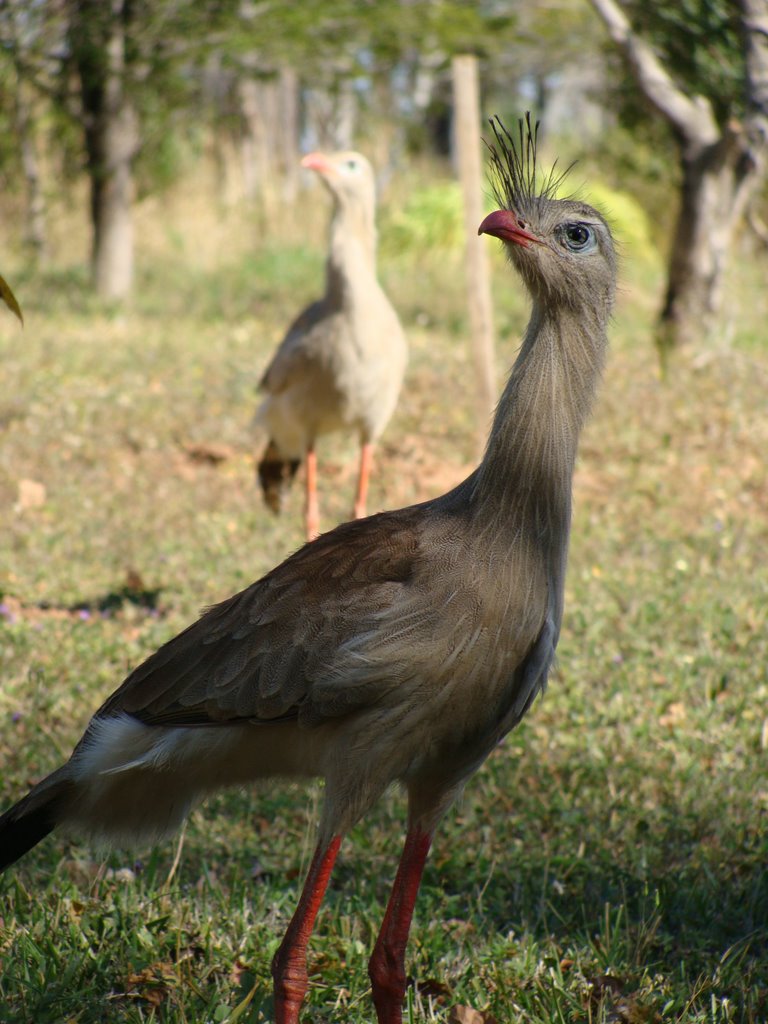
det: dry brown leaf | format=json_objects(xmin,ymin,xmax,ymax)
[
  {"xmin": 585, "ymin": 974, "xmax": 660, "ymax": 1024},
  {"xmin": 413, "ymin": 977, "xmax": 451, "ymax": 1001},
  {"xmin": 141, "ymin": 987, "xmax": 168, "ymax": 1008},
  {"xmin": 124, "ymin": 962, "xmax": 176, "ymax": 1006},
  {"xmin": 183, "ymin": 441, "xmax": 233, "ymax": 464},
  {"xmin": 659, "ymin": 701, "xmax": 687, "ymax": 728},
  {"xmin": 124, "ymin": 568, "xmax": 146, "ymax": 591},
  {"xmin": 586, "ymin": 973, "xmax": 624, "ymax": 1005},
  {"xmin": 16, "ymin": 478, "xmax": 46, "ymax": 510},
  {"xmin": 229, "ymin": 958, "xmax": 250, "ymax": 986},
  {"xmin": 447, "ymin": 1006, "xmax": 498, "ymax": 1024}
]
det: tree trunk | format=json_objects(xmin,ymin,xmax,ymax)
[
  {"xmin": 71, "ymin": 0, "xmax": 138, "ymax": 299},
  {"xmin": 660, "ymin": 124, "xmax": 761, "ymax": 349},
  {"xmin": 277, "ymin": 67, "xmax": 300, "ymax": 203},
  {"xmin": 236, "ymin": 73, "xmax": 282, "ymax": 229},
  {"xmin": 15, "ymin": 76, "xmax": 47, "ymax": 263},
  {"xmin": 237, "ymin": 75, "xmax": 272, "ymax": 203},
  {"xmin": 451, "ymin": 54, "xmax": 497, "ymax": 450}
]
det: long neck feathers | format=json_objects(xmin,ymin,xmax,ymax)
[
  {"xmin": 472, "ymin": 297, "xmax": 608, "ymax": 551},
  {"xmin": 325, "ymin": 195, "xmax": 378, "ymax": 306}
]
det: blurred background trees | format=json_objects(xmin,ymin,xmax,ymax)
[
  {"xmin": 0, "ymin": 0, "xmax": 765, "ymax": 351},
  {"xmin": 591, "ymin": 0, "xmax": 768, "ymax": 358}
]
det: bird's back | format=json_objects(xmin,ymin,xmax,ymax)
[{"xmin": 256, "ymin": 276, "xmax": 406, "ymax": 456}]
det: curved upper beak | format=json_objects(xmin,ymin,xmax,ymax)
[
  {"xmin": 301, "ymin": 152, "xmax": 334, "ymax": 175},
  {"xmin": 478, "ymin": 210, "xmax": 541, "ymax": 248}
]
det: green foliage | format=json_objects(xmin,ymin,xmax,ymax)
[
  {"xmin": 614, "ymin": 0, "xmax": 746, "ymax": 128},
  {"xmin": 380, "ymin": 181, "xmax": 465, "ymax": 259},
  {"xmin": 629, "ymin": 0, "xmax": 744, "ymax": 123},
  {"xmin": 226, "ymin": 1, "xmax": 517, "ymax": 70}
]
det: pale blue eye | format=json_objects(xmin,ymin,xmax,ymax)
[{"xmin": 561, "ymin": 223, "xmax": 595, "ymax": 252}]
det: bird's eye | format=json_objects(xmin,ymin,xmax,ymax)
[
  {"xmin": 561, "ymin": 223, "xmax": 595, "ymax": 252},
  {"xmin": 345, "ymin": 158, "xmax": 360, "ymax": 172}
]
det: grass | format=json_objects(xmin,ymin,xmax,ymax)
[{"xmin": 0, "ymin": 162, "xmax": 767, "ymax": 1024}]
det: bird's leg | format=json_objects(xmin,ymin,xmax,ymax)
[
  {"xmin": 368, "ymin": 826, "xmax": 433, "ymax": 1024},
  {"xmin": 305, "ymin": 446, "xmax": 320, "ymax": 541},
  {"xmin": 353, "ymin": 442, "xmax": 374, "ymax": 520},
  {"xmin": 272, "ymin": 834, "xmax": 342, "ymax": 1024}
]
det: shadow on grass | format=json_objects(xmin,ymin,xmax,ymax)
[
  {"xmin": 0, "ymin": 580, "xmax": 165, "ymax": 625},
  {"xmin": 424, "ymin": 773, "xmax": 768, "ymax": 1019}
]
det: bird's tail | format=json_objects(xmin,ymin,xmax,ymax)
[
  {"xmin": 0, "ymin": 767, "xmax": 72, "ymax": 871},
  {"xmin": 257, "ymin": 439, "xmax": 301, "ymax": 514}
]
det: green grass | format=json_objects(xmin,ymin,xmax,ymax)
[{"xmin": 0, "ymin": 171, "xmax": 767, "ymax": 1024}]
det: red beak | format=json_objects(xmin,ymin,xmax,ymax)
[
  {"xmin": 478, "ymin": 210, "xmax": 541, "ymax": 248},
  {"xmin": 301, "ymin": 152, "xmax": 334, "ymax": 175}
]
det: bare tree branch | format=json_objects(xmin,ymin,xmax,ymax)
[{"xmin": 589, "ymin": 0, "xmax": 719, "ymax": 148}]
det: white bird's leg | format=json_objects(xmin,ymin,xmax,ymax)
[
  {"xmin": 353, "ymin": 441, "xmax": 374, "ymax": 520},
  {"xmin": 368, "ymin": 826, "xmax": 433, "ymax": 1024},
  {"xmin": 305, "ymin": 446, "xmax": 320, "ymax": 541},
  {"xmin": 272, "ymin": 834, "xmax": 342, "ymax": 1024}
]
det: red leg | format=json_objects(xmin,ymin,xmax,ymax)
[
  {"xmin": 368, "ymin": 827, "xmax": 433, "ymax": 1024},
  {"xmin": 305, "ymin": 446, "xmax": 320, "ymax": 541},
  {"xmin": 272, "ymin": 835, "xmax": 341, "ymax": 1024},
  {"xmin": 353, "ymin": 442, "xmax": 374, "ymax": 520}
]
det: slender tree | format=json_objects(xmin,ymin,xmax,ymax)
[{"xmin": 69, "ymin": 0, "xmax": 139, "ymax": 299}]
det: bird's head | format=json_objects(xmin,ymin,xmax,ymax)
[
  {"xmin": 301, "ymin": 150, "xmax": 376, "ymax": 211},
  {"xmin": 479, "ymin": 115, "xmax": 616, "ymax": 317}
]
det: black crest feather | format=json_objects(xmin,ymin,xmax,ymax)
[{"xmin": 485, "ymin": 113, "xmax": 572, "ymax": 212}]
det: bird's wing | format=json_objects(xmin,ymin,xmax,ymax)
[
  {"xmin": 94, "ymin": 509, "xmax": 426, "ymax": 728},
  {"xmin": 260, "ymin": 299, "xmax": 344, "ymax": 396}
]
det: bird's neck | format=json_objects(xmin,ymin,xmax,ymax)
[
  {"xmin": 325, "ymin": 198, "xmax": 378, "ymax": 305},
  {"xmin": 472, "ymin": 299, "xmax": 608, "ymax": 543}
]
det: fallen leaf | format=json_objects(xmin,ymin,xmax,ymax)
[
  {"xmin": 229, "ymin": 958, "xmax": 251, "ymax": 986},
  {"xmin": 183, "ymin": 441, "xmax": 233, "ymax": 464},
  {"xmin": 125, "ymin": 568, "xmax": 146, "ymax": 591},
  {"xmin": 123, "ymin": 962, "xmax": 176, "ymax": 1006},
  {"xmin": 16, "ymin": 478, "xmax": 46, "ymax": 510},
  {"xmin": 586, "ymin": 974, "xmax": 623, "ymax": 1007},
  {"xmin": 447, "ymin": 1006, "xmax": 498, "ymax": 1024},
  {"xmin": 659, "ymin": 701, "xmax": 686, "ymax": 728},
  {"xmin": 584, "ymin": 974, "xmax": 661, "ymax": 1022},
  {"xmin": 413, "ymin": 977, "xmax": 451, "ymax": 1001},
  {"xmin": 586, "ymin": 976, "xmax": 660, "ymax": 1024}
]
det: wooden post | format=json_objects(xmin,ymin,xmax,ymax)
[{"xmin": 451, "ymin": 53, "xmax": 496, "ymax": 452}]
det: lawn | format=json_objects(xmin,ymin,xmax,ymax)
[{"xmin": 0, "ymin": 167, "xmax": 766, "ymax": 1023}]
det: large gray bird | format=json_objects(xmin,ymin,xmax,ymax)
[
  {"xmin": 254, "ymin": 149, "xmax": 408, "ymax": 540},
  {"xmin": 0, "ymin": 117, "xmax": 616, "ymax": 1024}
]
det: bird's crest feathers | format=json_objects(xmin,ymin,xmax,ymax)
[{"xmin": 486, "ymin": 113, "xmax": 573, "ymax": 212}]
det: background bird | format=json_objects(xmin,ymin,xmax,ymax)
[
  {"xmin": 0, "ymin": 116, "xmax": 617, "ymax": 1024},
  {"xmin": 254, "ymin": 149, "xmax": 408, "ymax": 540}
]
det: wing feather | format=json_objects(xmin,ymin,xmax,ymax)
[{"xmin": 96, "ymin": 511, "xmax": 421, "ymax": 728}]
